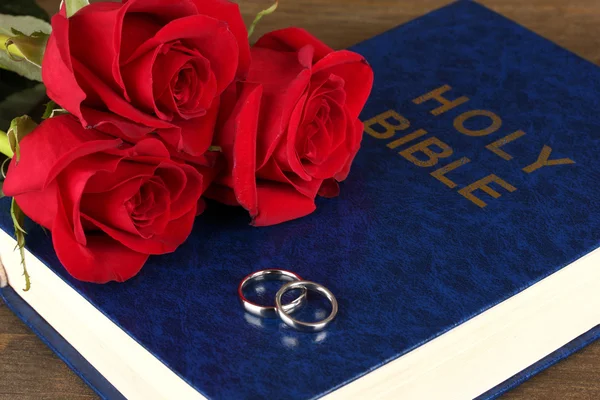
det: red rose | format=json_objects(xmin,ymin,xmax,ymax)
[
  {"xmin": 209, "ymin": 28, "xmax": 373, "ymax": 226},
  {"xmin": 42, "ymin": 0, "xmax": 250, "ymax": 159},
  {"xmin": 3, "ymin": 115, "xmax": 211, "ymax": 283}
]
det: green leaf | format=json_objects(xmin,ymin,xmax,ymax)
[
  {"xmin": 0, "ymin": 14, "xmax": 51, "ymax": 81},
  {"xmin": 42, "ymin": 101, "xmax": 56, "ymax": 119},
  {"xmin": 248, "ymin": 1, "xmax": 279, "ymax": 39},
  {"xmin": 0, "ymin": 83, "xmax": 45, "ymax": 129},
  {"xmin": 0, "ymin": 51, "xmax": 41, "ymax": 81},
  {"xmin": 0, "ymin": 157, "xmax": 9, "ymax": 178},
  {"xmin": 0, "ymin": 14, "xmax": 51, "ymax": 46},
  {"xmin": 0, "ymin": 131, "xmax": 12, "ymax": 159},
  {"xmin": 5, "ymin": 30, "xmax": 49, "ymax": 67},
  {"xmin": 63, "ymin": 0, "xmax": 90, "ymax": 18},
  {"xmin": 7, "ymin": 115, "xmax": 37, "ymax": 162},
  {"xmin": 10, "ymin": 198, "xmax": 25, "ymax": 234},
  {"xmin": 10, "ymin": 198, "xmax": 30, "ymax": 291},
  {"xmin": 0, "ymin": 0, "xmax": 49, "ymax": 22},
  {"xmin": 42, "ymin": 100, "xmax": 68, "ymax": 120}
]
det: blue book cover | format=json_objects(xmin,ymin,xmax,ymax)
[{"xmin": 1, "ymin": 1, "xmax": 600, "ymax": 399}]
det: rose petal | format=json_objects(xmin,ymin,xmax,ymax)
[
  {"xmin": 81, "ymin": 177, "xmax": 146, "ymax": 235},
  {"xmin": 257, "ymin": 158, "xmax": 322, "ymax": 199},
  {"xmin": 204, "ymin": 184, "xmax": 239, "ymax": 206},
  {"xmin": 81, "ymin": 107, "xmax": 156, "ymax": 142},
  {"xmin": 53, "ymin": 192, "xmax": 149, "ymax": 283},
  {"xmin": 124, "ymin": 14, "xmax": 238, "ymax": 94},
  {"xmin": 84, "ymin": 140, "xmax": 171, "ymax": 194},
  {"xmin": 334, "ymin": 118, "xmax": 364, "ymax": 182},
  {"xmin": 132, "ymin": 178, "xmax": 171, "ymax": 237},
  {"xmin": 194, "ymin": 156, "xmax": 223, "ymax": 193},
  {"xmin": 191, "ymin": 0, "xmax": 250, "ymax": 78},
  {"xmin": 312, "ymin": 50, "xmax": 374, "ymax": 119},
  {"xmin": 43, "ymin": 14, "xmax": 87, "ymax": 124},
  {"xmin": 13, "ymin": 183, "xmax": 59, "ymax": 230},
  {"xmin": 157, "ymin": 207, "xmax": 197, "ymax": 249},
  {"xmin": 213, "ymin": 82, "xmax": 262, "ymax": 213},
  {"xmin": 299, "ymin": 76, "xmax": 348, "ymax": 170},
  {"xmin": 252, "ymin": 182, "xmax": 317, "ymax": 226},
  {"xmin": 69, "ymin": 1, "xmax": 129, "ymax": 98},
  {"xmin": 124, "ymin": 0, "xmax": 198, "ymax": 24},
  {"xmin": 248, "ymin": 47, "xmax": 312, "ymax": 168},
  {"xmin": 302, "ymin": 118, "xmax": 355, "ymax": 180},
  {"xmin": 72, "ymin": 58, "xmax": 173, "ymax": 131},
  {"xmin": 154, "ymin": 163, "xmax": 187, "ymax": 204},
  {"xmin": 119, "ymin": 13, "xmax": 162, "ymax": 63},
  {"xmin": 155, "ymin": 48, "xmax": 217, "ymax": 119},
  {"xmin": 126, "ymin": 137, "xmax": 172, "ymax": 159},
  {"xmin": 318, "ymin": 179, "xmax": 340, "ymax": 198},
  {"xmin": 162, "ymin": 163, "xmax": 203, "ymax": 220},
  {"xmin": 119, "ymin": 0, "xmax": 199, "ymax": 60},
  {"xmin": 254, "ymin": 27, "xmax": 333, "ymax": 63},
  {"xmin": 175, "ymin": 99, "xmax": 219, "ymax": 156},
  {"xmin": 120, "ymin": 44, "xmax": 164, "ymax": 118},
  {"xmin": 81, "ymin": 206, "xmax": 196, "ymax": 255},
  {"xmin": 3, "ymin": 115, "xmax": 121, "ymax": 196},
  {"xmin": 279, "ymin": 92, "xmax": 311, "ymax": 180},
  {"xmin": 57, "ymin": 158, "xmax": 115, "ymax": 246}
]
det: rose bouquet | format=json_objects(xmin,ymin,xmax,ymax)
[{"xmin": 0, "ymin": 0, "xmax": 373, "ymax": 287}]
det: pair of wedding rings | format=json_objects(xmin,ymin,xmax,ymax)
[{"xmin": 238, "ymin": 269, "xmax": 338, "ymax": 332}]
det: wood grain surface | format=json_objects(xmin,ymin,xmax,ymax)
[{"xmin": 1, "ymin": 0, "xmax": 598, "ymax": 399}]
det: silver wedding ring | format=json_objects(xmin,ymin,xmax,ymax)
[
  {"xmin": 276, "ymin": 281, "xmax": 338, "ymax": 332},
  {"xmin": 238, "ymin": 269, "xmax": 307, "ymax": 318},
  {"xmin": 239, "ymin": 269, "xmax": 338, "ymax": 332}
]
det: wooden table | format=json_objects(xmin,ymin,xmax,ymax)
[{"xmin": 1, "ymin": 0, "xmax": 599, "ymax": 399}]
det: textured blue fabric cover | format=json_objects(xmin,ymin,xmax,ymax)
[{"xmin": 1, "ymin": 1, "xmax": 599, "ymax": 399}]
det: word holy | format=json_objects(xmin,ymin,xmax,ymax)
[{"xmin": 364, "ymin": 84, "xmax": 575, "ymax": 208}]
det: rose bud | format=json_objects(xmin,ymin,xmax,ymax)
[
  {"xmin": 42, "ymin": 0, "xmax": 250, "ymax": 160},
  {"xmin": 3, "ymin": 115, "xmax": 215, "ymax": 283},
  {"xmin": 207, "ymin": 28, "xmax": 374, "ymax": 226}
]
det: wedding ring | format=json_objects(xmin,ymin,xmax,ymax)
[
  {"xmin": 275, "ymin": 281, "xmax": 338, "ymax": 332},
  {"xmin": 238, "ymin": 269, "xmax": 307, "ymax": 318}
]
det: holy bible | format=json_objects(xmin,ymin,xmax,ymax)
[{"xmin": 1, "ymin": 1, "xmax": 599, "ymax": 399}]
